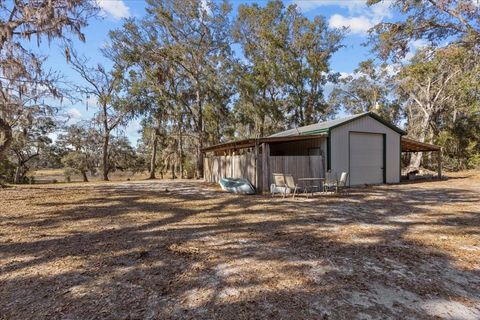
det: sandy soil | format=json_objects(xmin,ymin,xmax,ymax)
[{"xmin": 1, "ymin": 172, "xmax": 479, "ymax": 319}]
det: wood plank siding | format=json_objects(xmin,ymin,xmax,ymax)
[
  {"xmin": 204, "ymin": 137, "xmax": 326, "ymax": 192},
  {"xmin": 204, "ymin": 153, "xmax": 257, "ymax": 185}
]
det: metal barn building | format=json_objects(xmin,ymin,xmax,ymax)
[{"xmin": 203, "ymin": 112, "xmax": 441, "ymax": 192}]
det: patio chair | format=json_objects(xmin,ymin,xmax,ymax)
[
  {"xmin": 336, "ymin": 172, "xmax": 349, "ymax": 194},
  {"xmin": 324, "ymin": 171, "xmax": 349, "ymax": 194},
  {"xmin": 323, "ymin": 170, "xmax": 337, "ymax": 193},
  {"xmin": 271, "ymin": 173, "xmax": 287, "ymax": 197},
  {"xmin": 284, "ymin": 174, "xmax": 300, "ymax": 199}
]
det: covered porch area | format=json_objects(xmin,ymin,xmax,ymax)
[
  {"xmin": 401, "ymin": 137, "xmax": 443, "ymax": 179},
  {"xmin": 202, "ymin": 134, "xmax": 327, "ymax": 192}
]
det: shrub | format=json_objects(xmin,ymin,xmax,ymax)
[{"xmin": 467, "ymin": 154, "xmax": 480, "ymax": 169}]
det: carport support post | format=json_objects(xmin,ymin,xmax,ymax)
[
  {"xmin": 437, "ymin": 148, "xmax": 443, "ymax": 179},
  {"xmin": 254, "ymin": 141, "xmax": 260, "ymax": 192},
  {"xmin": 262, "ymin": 143, "xmax": 270, "ymax": 193}
]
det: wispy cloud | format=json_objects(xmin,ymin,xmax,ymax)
[
  {"xmin": 401, "ymin": 39, "xmax": 431, "ymax": 63},
  {"xmin": 329, "ymin": 14, "xmax": 374, "ymax": 35},
  {"xmin": 97, "ymin": 0, "xmax": 130, "ymax": 20},
  {"xmin": 410, "ymin": 39, "xmax": 429, "ymax": 50},
  {"xmin": 67, "ymin": 108, "xmax": 83, "ymax": 120},
  {"xmin": 328, "ymin": 2, "xmax": 392, "ymax": 36}
]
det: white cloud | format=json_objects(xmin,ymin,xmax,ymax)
[
  {"xmin": 329, "ymin": 14, "xmax": 374, "ymax": 35},
  {"xmin": 410, "ymin": 39, "xmax": 428, "ymax": 50},
  {"xmin": 67, "ymin": 108, "xmax": 83, "ymax": 120},
  {"xmin": 296, "ymin": 0, "xmax": 393, "ymax": 36},
  {"xmin": 97, "ymin": 0, "xmax": 130, "ymax": 20},
  {"xmin": 338, "ymin": 71, "xmax": 353, "ymax": 79},
  {"xmin": 370, "ymin": 1, "xmax": 393, "ymax": 20},
  {"xmin": 400, "ymin": 39, "xmax": 430, "ymax": 63},
  {"xmin": 328, "ymin": 2, "xmax": 392, "ymax": 36}
]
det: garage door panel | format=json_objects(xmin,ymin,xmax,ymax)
[{"xmin": 350, "ymin": 133, "xmax": 383, "ymax": 185}]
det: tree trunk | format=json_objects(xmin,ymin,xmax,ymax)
[
  {"xmin": 409, "ymin": 115, "xmax": 431, "ymax": 168},
  {"xmin": 101, "ymin": 103, "xmax": 110, "ymax": 181},
  {"xmin": 178, "ymin": 124, "xmax": 184, "ymax": 179},
  {"xmin": 102, "ymin": 132, "xmax": 110, "ymax": 181},
  {"xmin": 410, "ymin": 152, "xmax": 423, "ymax": 169},
  {"xmin": 14, "ymin": 165, "xmax": 24, "ymax": 184},
  {"xmin": 81, "ymin": 170, "xmax": 89, "ymax": 182},
  {"xmin": 0, "ymin": 117, "xmax": 13, "ymax": 159},
  {"xmin": 195, "ymin": 88, "xmax": 204, "ymax": 179},
  {"xmin": 171, "ymin": 162, "xmax": 176, "ymax": 180},
  {"xmin": 196, "ymin": 139, "xmax": 203, "ymax": 179},
  {"xmin": 149, "ymin": 128, "xmax": 159, "ymax": 179}
]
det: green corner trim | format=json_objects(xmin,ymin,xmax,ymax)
[
  {"xmin": 383, "ymin": 134, "xmax": 387, "ymax": 183},
  {"xmin": 327, "ymin": 132, "xmax": 331, "ymax": 171}
]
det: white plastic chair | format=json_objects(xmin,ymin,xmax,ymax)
[
  {"xmin": 284, "ymin": 174, "xmax": 299, "ymax": 199},
  {"xmin": 324, "ymin": 171, "xmax": 349, "ymax": 194},
  {"xmin": 271, "ymin": 173, "xmax": 287, "ymax": 197}
]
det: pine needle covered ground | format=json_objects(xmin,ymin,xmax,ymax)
[{"xmin": 1, "ymin": 173, "xmax": 479, "ymax": 319}]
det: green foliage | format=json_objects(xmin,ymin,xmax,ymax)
[
  {"xmin": 368, "ymin": 0, "xmax": 480, "ymax": 61},
  {"xmin": 0, "ymin": 158, "xmax": 16, "ymax": 184},
  {"xmin": 109, "ymin": 0, "xmax": 235, "ymax": 178},
  {"xmin": 57, "ymin": 124, "xmax": 102, "ymax": 181},
  {"xmin": 108, "ymin": 136, "xmax": 143, "ymax": 173},
  {"xmin": 0, "ymin": 0, "xmax": 98, "ymax": 160},
  {"xmin": 62, "ymin": 151, "xmax": 90, "ymax": 176},
  {"xmin": 4, "ymin": 0, "xmax": 477, "ymax": 177},
  {"xmin": 233, "ymin": 1, "xmax": 344, "ymax": 136},
  {"xmin": 435, "ymin": 113, "xmax": 480, "ymax": 170},
  {"xmin": 394, "ymin": 45, "xmax": 480, "ymax": 169},
  {"xmin": 329, "ymin": 59, "xmax": 402, "ymax": 123},
  {"xmin": 467, "ymin": 154, "xmax": 480, "ymax": 169},
  {"xmin": 63, "ymin": 167, "xmax": 77, "ymax": 183},
  {"xmin": 7, "ymin": 106, "xmax": 58, "ymax": 183}
]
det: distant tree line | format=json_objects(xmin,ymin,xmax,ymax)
[{"xmin": 0, "ymin": 0, "xmax": 479, "ymax": 184}]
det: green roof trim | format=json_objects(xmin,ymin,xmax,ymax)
[{"xmin": 301, "ymin": 128, "xmax": 330, "ymax": 135}]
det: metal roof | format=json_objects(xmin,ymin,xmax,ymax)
[
  {"xmin": 270, "ymin": 112, "xmax": 406, "ymax": 137},
  {"xmin": 202, "ymin": 133, "xmax": 327, "ymax": 153},
  {"xmin": 202, "ymin": 112, "xmax": 407, "ymax": 153},
  {"xmin": 269, "ymin": 113, "xmax": 363, "ymax": 137}
]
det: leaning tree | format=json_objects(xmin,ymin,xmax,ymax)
[{"xmin": 0, "ymin": 0, "xmax": 98, "ymax": 163}]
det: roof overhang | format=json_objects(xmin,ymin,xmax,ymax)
[
  {"xmin": 202, "ymin": 133, "xmax": 328, "ymax": 153},
  {"xmin": 401, "ymin": 137, "xmax": 441, "ymax": 152}
]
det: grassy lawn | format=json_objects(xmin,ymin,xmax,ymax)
[
  {"xmin": 1, "ymin": 173, "xmax": 479, "ymax": 319},
  {"xmin": 29, "ymin": 169, "xmax": 148, "ymax": 183}
]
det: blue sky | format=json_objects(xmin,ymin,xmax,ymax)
[{"xmin": 38, "ymin": 0, "xmax": 400, "ymax": 145}]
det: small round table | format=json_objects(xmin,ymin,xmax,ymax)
[{"xmin": 298, "ymin": 178, "xmax": 325, "ymax": 198}]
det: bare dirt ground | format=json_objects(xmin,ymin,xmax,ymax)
[{"xmin": 1, "ymin": 172, "xmax": 479, "ymax": 320}]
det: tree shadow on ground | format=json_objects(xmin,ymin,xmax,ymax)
[{"xmin": 0, "ymin": 179, "xmax": 479, "ymax": 319}]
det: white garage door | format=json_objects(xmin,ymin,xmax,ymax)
[{"xmin": 349, "ymin": 132, "xmax": 384, "ymax": 185}]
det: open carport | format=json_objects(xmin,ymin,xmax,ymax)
[{"xmin": 401, "ymin": 137, "xmax": 443, "ymax": 178}]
